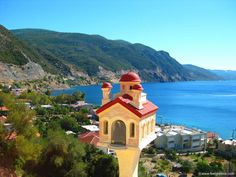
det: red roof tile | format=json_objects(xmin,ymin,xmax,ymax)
[
  {"xmin": 79, "ymin": 131, "xmax": 99, "ymax": 146},
  {"xmin": 0, "ymin": 106, "xmax": 9, "ymax": 111},
  {"xmin": 102, "ymin": 82, "xmax": 112, "ymax": 88},
  {"xmin": 119, "ymin": 72, "xmax": 141, "ymax": 82},
  {"xmin": 96, "ymin": 95, "xmax": 158, "ymax": 118},
  {"xmin": 133, "ymin": 84, "xmax": 143, "ymax": 91},
  {"xmin": 207, "ymin": 132, "xmax": 219, "ymax": 139}
]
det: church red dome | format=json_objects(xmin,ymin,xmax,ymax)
[
  {"xmin": 102, "ymin": 82, "xmax": 112, "ymax": 88},
  {"xmin": 133, "ymin": 84, "xmax": 143, "ymax": 91},
  {"xmin": 119, "ymin": 72, "xmax": 141, "ymax": 82}
]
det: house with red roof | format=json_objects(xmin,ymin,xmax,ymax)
[
  {"xmin": 79, "ymin": 131, "xmax": 99, "ymax": 146},
  {"xmin": 0, "ymin": 106, "xmax": 9, "ymax": 112},
  {"xmin": 207, "ymin": 132, "xmax": 219, "ymax": 142},
  {"xmin": 79, "ymin": 131, "xmax": 114, "ymax": 154}
]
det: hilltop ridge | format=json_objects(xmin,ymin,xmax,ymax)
[{"xmin": 0, "ymin": 25, "xmax": 223, "ymax": 85}]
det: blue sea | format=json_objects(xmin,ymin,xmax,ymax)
[{"xmin": 52, "ymin": 80, "xmax": 236, "ymax": 139}]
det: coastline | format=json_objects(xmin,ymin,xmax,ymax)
[{"xmin": 52, "ymin": 80, "xmax": 236, "ymax": 140}]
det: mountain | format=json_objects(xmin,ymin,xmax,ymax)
[
  {"xmin": 0, "ymin": 25, "xmax": 75, "ymax": 82},
  {"xmin": 0, "ymin": 25, "xmax": 45, "ymax": 81},
  {"xmin": 183, "ymin": 64, "xmax": 222, "ymax": 81},
  {"xmin": 12, "ymin": 28, "xmax": 193, "ymax": 82},
  {"xmin": 0, "ymin": 25, "xmax": 222, "ymax": 85},
  {"xmin": 209, "ymin": 70, "xmax": 236, "ymax": 80}
]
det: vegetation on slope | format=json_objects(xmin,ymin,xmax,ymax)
[
  {"xmin": 210, "ymin": 70, "xmax": 236, "ymax": 80},
  {"xmin": 12, "ymin": 28, "xmax": 192, "ymax": 82},
  {"xmin": 0, "ymin": 91, "xmax": 119, "ymax": 177},
  {"xmin": 142, "ymin": 146, "xmax": 236, "ymax": 176},
  {"xmin": 0, "ymin": 25, "xmax": 71, "ymax": 75},
  {"xmin": 1, "ymin": 24, "xmax": 224, "ymax": 82},
  {"xmin": 183, "ymin": 64, "xmax": 222, "ymax": 81},
  {"xmin": 0, "ymin": 25, "xmax": 30, "ymax": 65}
]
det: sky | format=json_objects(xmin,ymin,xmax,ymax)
[{"xmin": 0, "ymin": 0, "xmax": 236, "ymax": 70}]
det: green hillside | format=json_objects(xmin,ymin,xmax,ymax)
[
  {"xmin": 0, "ymin": 25, "xmax": 222, "ymax": 83},
  {"xmin": 209, "ymin": 70, "xmax": 236, "ymax": 80},
  {"xmin": 0, "ymin": 25, "xmax": 71, "ymax": 75},
  {"xmin": 183, "ymin": 64, "xmax": 222, "ymax": 81},
  {"xmin": 12, "ymin": 28, "xmax": 192, "ymax": 82},
  {"xmin": 0, "ymin": 25, "xmax": 36, "ymax": 65}
]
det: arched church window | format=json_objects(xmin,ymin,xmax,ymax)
[
  {"xmin": 103, "ymin": 121, "xmax": 108, "ymax": 134},
  {"xmin": 130, "ymin": 123, "xmax": 135, "ymax": 137}
]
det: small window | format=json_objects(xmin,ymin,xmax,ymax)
[
  {"xmin": 130, "ymin": 123, "xmax": 135, "ymax": 137},
  {"xmin": 103, "ymin": 121, "xmax": 108, "ymax": 134},
  {"xmin": 130, "ymin": 86, "xmax": 133, "ymax": 90}
]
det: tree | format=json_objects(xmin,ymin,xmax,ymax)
[
  {"xmin": 138, "ymin": 162, "xmax": 151, "ymax": 177},
  {"xmin": 0, "ymin": 92, "xmax": 15, "ymax": 107},
  {"xmin": 0, "ymin": 94, "xmax": 42, "ymax": 176},
  {"xmin": 65, "ymin": 162, "xmax": 87, "ymax": 177},
  {"xmin": 146, "ymin": 146, "xmax": 156, "ymax": 155},
  {"xmin": 209, "ymin": 161, "xmax": 223, "ymax": 173},
  {"xmin": 0, "ymin": 123, "xmax": 5, "ymax": 141},
  {"xmin": 181, "ymin": 160, "xmax": 193, "ymax": 173},
  {"xmin": 8, "ymin": 103, "xmax": 37, "ymax": 138},
  {"xmin": 60, "ymin": 116, "xmax": 81, "ymax": 133},
  {"xmin": 194, "ymin": 160, "xmax": 223, "ymax": 177},
  {"xmin": 35, "ymin": 118, "xmax": 47, "ymax": 137},
  {"xmin": 45, "ymin": 89, "xmax": 52, "ymax": 96},
  {"xmin": 13, "ymin": 82, "xmax": 21, "ymax": 89},
  {"xmin": 54, "ymin": 94, "xmax": 73, "ymax": 104},
  {"xmin": 36, "ymin": 130, "xmax": 86, "ymax": 177},
  {"xmin": 15, "ymin": 136, "xmax": 42, "ymax": 162},
  {"xmin": 88, "ymin": 154, "xmax": 118, "ymax": 177},
  {"xmin": 53, "ymin": 91, "xmax": 85, "ymax": 104},
  {"xmin": 73, "ymin": 111, "xmax": 90, "ymax": 125},
  {"xmin": 2, "ymin": 86, "xmax": 10, "ymax": 93},
  {"xmin": 83, "ymin": 144, "xmax": 103, "ymax": 162},
  {"xmin": 72, "ymin": 91, "xmax": 85, "ymax": 101},
  {"xmin": 194, "ymin": 161, "xmax": 210, "ymax": 176},
  {"xmin": 165, "ymin": 149, "xmax": 177, "ymax": 161},
  {"xmin": 156, "ymin": 158, "xmax": 171, "ymax": 173},
  {"xmin": 19, "ymin": 91, "xmax": 52, "ymax": 105},
  {"xmin": 15, "ymin": 135, "xmax": 42, "ymax": 175},
  {"xmin": 83, "ymin": 144, "xmax": 118, "ymax": 177}
]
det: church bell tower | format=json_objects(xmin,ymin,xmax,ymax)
[{"xmin": 97, "ymin": 72, "xmax": 158, "ymax": 177}]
